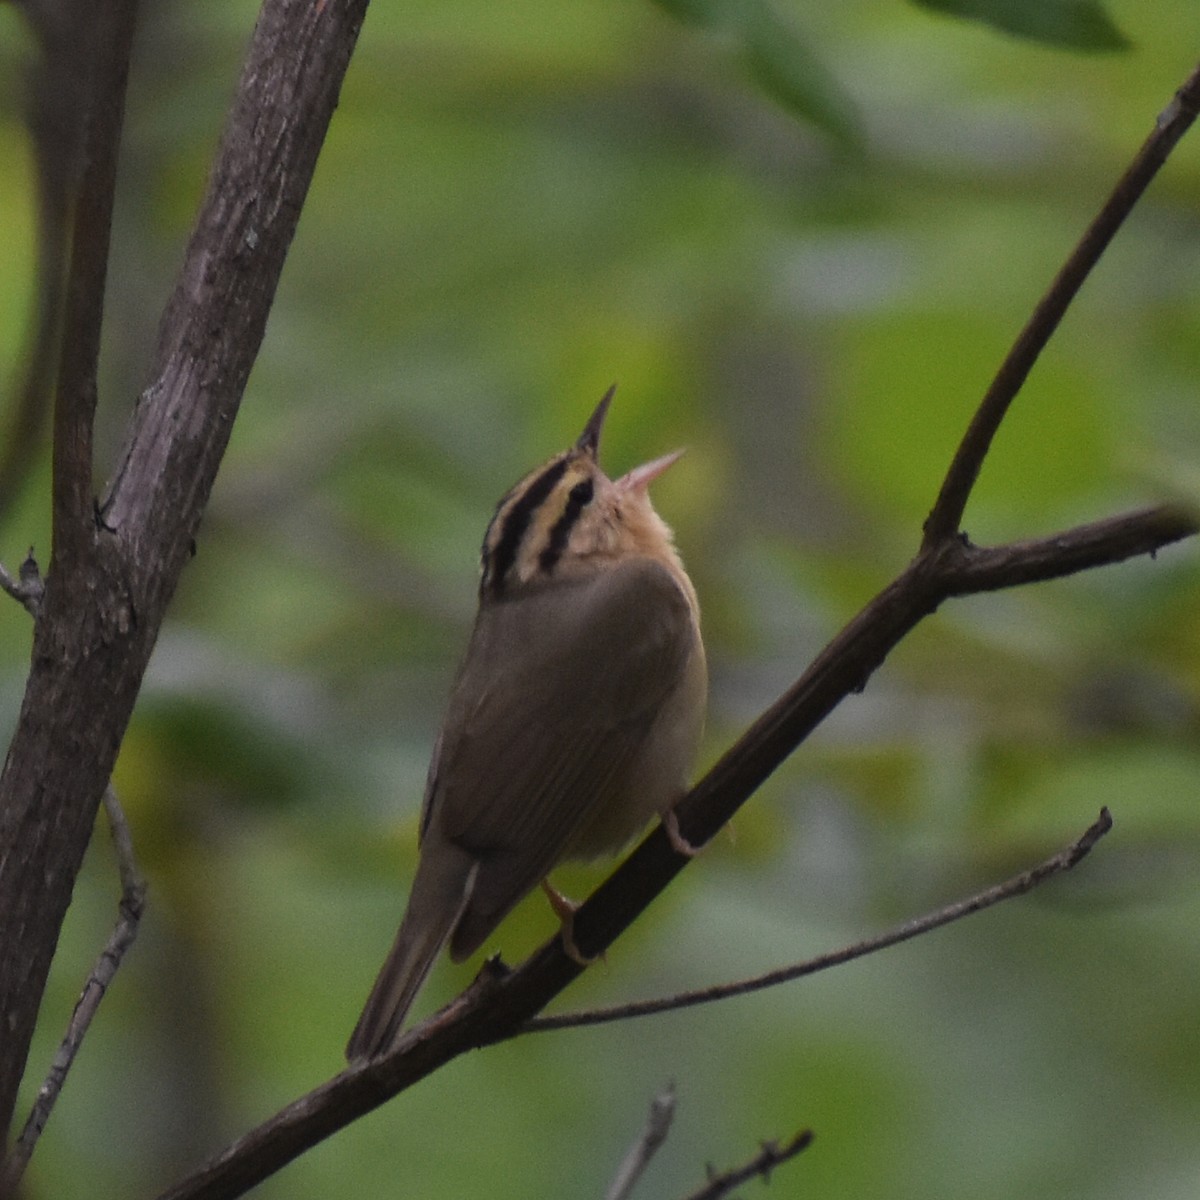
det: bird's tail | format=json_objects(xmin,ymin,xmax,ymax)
[{"xmin": 346, "ymin": 843, "xmax": 477, "ymax": 1061}]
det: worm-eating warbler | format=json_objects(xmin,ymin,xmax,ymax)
[{"xmin": 346, "ymin": 388, "xmax": 706, "ymax": 1060}]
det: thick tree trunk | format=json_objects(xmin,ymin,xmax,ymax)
[
  {"xmin": 0, "ymin": 0, "xmax": 370, "ymax": 1144},
  {"xmin": 0, "ymin": 535, "xmax": 152, "ymax": 1139}
]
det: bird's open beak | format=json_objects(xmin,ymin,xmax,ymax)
[
  {"xmin": 576, "ymin": 384, "xmax": 617, "ymax": 458},
  {"xmin": 615, "ymin": 448, "xmax": 685, "ymax": 492},
  {"xmin": 577, "ymin": 384, "xmax": 683, "ymax": 489}
]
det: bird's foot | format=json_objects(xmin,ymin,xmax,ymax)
[
  {"xmin": 541, "ymin": 880, "xmax": 602, "ymax": 966},
  {"xmin": 662, "ymin": 808, "xmax": 703, "ymax": 858}
]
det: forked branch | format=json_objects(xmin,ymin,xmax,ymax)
[
  {"xmin": 923, "ymin": 60, "xmax": 1200, "ymax": 545},
  {"xmin": 1, "ymin": 789, "xmax": 146, "ymax": 1194},
  {"xmin": 48, "ymin": 0, "xmax": 139, "ymax": 573},
  {"xmin": 152, "ymin": 59, "xmax": 1200, "ymax": 1200}
]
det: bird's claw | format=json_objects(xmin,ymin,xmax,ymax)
[
  {"xmin": 541, "ymin": 880, "xmax": 603, "ymax": 966},
  {"xmin": 662, "ymin": 808, "xmax": 702, "ymax": 858}
]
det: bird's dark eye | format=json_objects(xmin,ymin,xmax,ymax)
[{"xmin": 569, "ymin": 479, "xmax": 594, "ymax": 506}]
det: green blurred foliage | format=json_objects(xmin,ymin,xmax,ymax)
[
  {"xmin": 914, "ymin": 0, "xmax": 1130, "ymax": 51},
  {"xmin": 651, "ymin": 0, "xmax": 863, "ymax": 142},
  {"xmin": 1, "ymin": 0, "xmax": 1200, "ymax": 1197}
]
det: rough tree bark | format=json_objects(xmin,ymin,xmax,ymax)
[{"xmin": 0, "ymin": 0, "xmax": 370, "ymax": 1144}]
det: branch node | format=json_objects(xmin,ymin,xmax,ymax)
[
  {"xmin": 680, "ymin": 1128, "xmax": 813, "ymax": 1200},
  {"xmin": 0, "ymin": 786, "xmax": 145, "ymax": 1191},
  {"xmin": 0, "ymin": 548, "xmax": 45, "ymax": 617}
]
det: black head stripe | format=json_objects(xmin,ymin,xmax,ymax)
[
  {"xmin": 484, "ymin": 457, "xmax": 569, "ymax": 593},
  {"xmin": 538, "ymin": 476, "xmax": 594, "ymax": 576}
]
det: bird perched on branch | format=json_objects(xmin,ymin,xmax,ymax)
[{"xmin": 347, "ymin": 387, "xmax": 706, "ymax": 1060}]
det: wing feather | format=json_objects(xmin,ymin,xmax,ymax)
[{"xmin": 421, "ymin": 557, "xmax": 694, "ymax": 960}]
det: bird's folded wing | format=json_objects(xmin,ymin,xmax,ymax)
[{"xmin": 425, "ymin": 557, "xmax": 694, "ymax": 960}]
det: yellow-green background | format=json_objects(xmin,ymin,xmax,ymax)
[{"xmin": 2, "ymin": 0, "xmax": 1199, "ymax": 1196}]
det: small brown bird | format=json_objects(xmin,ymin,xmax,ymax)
[{"xmin": 346, "ymin": 387, "xmax": 706, "ymax": 1060}]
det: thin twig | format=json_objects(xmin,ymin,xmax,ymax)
[
  {"xmin": 640, "ymin": 510, "xmax": 1190, "ymax": 946},
  {"xmin": 942, "ymin": 505, "xmax": 1198, "ymax": 593},
  {"xmin": 605, "ymin": 1083, "xmax": 677, "ymax": 1200},
  {"xmin": 101, "ymin": 786, "xmax": 145, "ymax": 910},
  {"xmin": 0, "ymin": 0, "xmax": 91, "ymax": 525},
  {"xmin": 523, "ymin": 809, "xmax": 1112, "ymax": 1034},
  {"xmin": 0, "ymin": 787, "xmax": 146, "ymax": 1192},
  {"xmin": 922, "ymin": 60, "xmax": 1200, "ymax": 546},
  {"xmin": 680, "ymin": 1130, "xmax": 813, "ymax": 1200},
  {"xmin": 49, "ymin": 0, "xmax": 140, "ymax": 570}
]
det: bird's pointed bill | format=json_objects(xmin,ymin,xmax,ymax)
[
  {"xmin": 615, "ymin": 448, "xmax": 684, "ymax": 492},
  {"xmin": 576, "ymin": 384, "xmax": 617, "ymax": 458}
]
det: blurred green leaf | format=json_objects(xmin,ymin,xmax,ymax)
[
  {"xmin": 128, "ymin": 694, "xmax": 323, "ymax": 812},
  {"xmin": 741, "ymin": 0, "xmax": 861, "ymax": 144},
  {"xmin": 650, "ymin": 0, "xmax": 746, "ymax": 28},
  {"xmin": 651, "ymin": 0, "xmax": 861, "ymax": 142},
  {"xmin": 913, "ymin": 0, "xmax": 1131, "ymax": 52}
]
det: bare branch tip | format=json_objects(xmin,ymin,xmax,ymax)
[
  {"xmin": 1074, "ymin": 807, "xmax": 1114, "ymax": 857},
  {"xmin": 603, "ymin": 1082, "xmax": 678, "ymax": 1200},
  {"xmin": 680, "ymin": 1125, "xmax": 814, "ymax": 1199}
]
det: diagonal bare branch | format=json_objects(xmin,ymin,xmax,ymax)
[
  {"xmin": 147, "ymin": 509, "xmax": 1185, "ymax": 1200},
  {"xmin": 940, "ymin": 505, "xmax": 1198, "ymax": 593},
  {"xmin": 142, "ymin": 53, "xmax": 1200, "ymax": 1198},
  {"xmin": 48, "ymin": 0, "xmax": 139, "ymax": 572},
  {"xmin": 524, "ymin": 809, "xmax": 1112, "ymax": 1034},
  {"xmin": 605, "ymin": 1083, "xmax": 677, "ymax": 1200},
  {"xmin": 922, "ymin": 60, "xmax": 1200, "ymax": 546},
  {"xmin": 679, "ymin": 1129, "xmax": 813, "ymax": 1200},
  {"xmin": 0, "ymin": 1, "xmax": 89, "ymax": 525}
]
